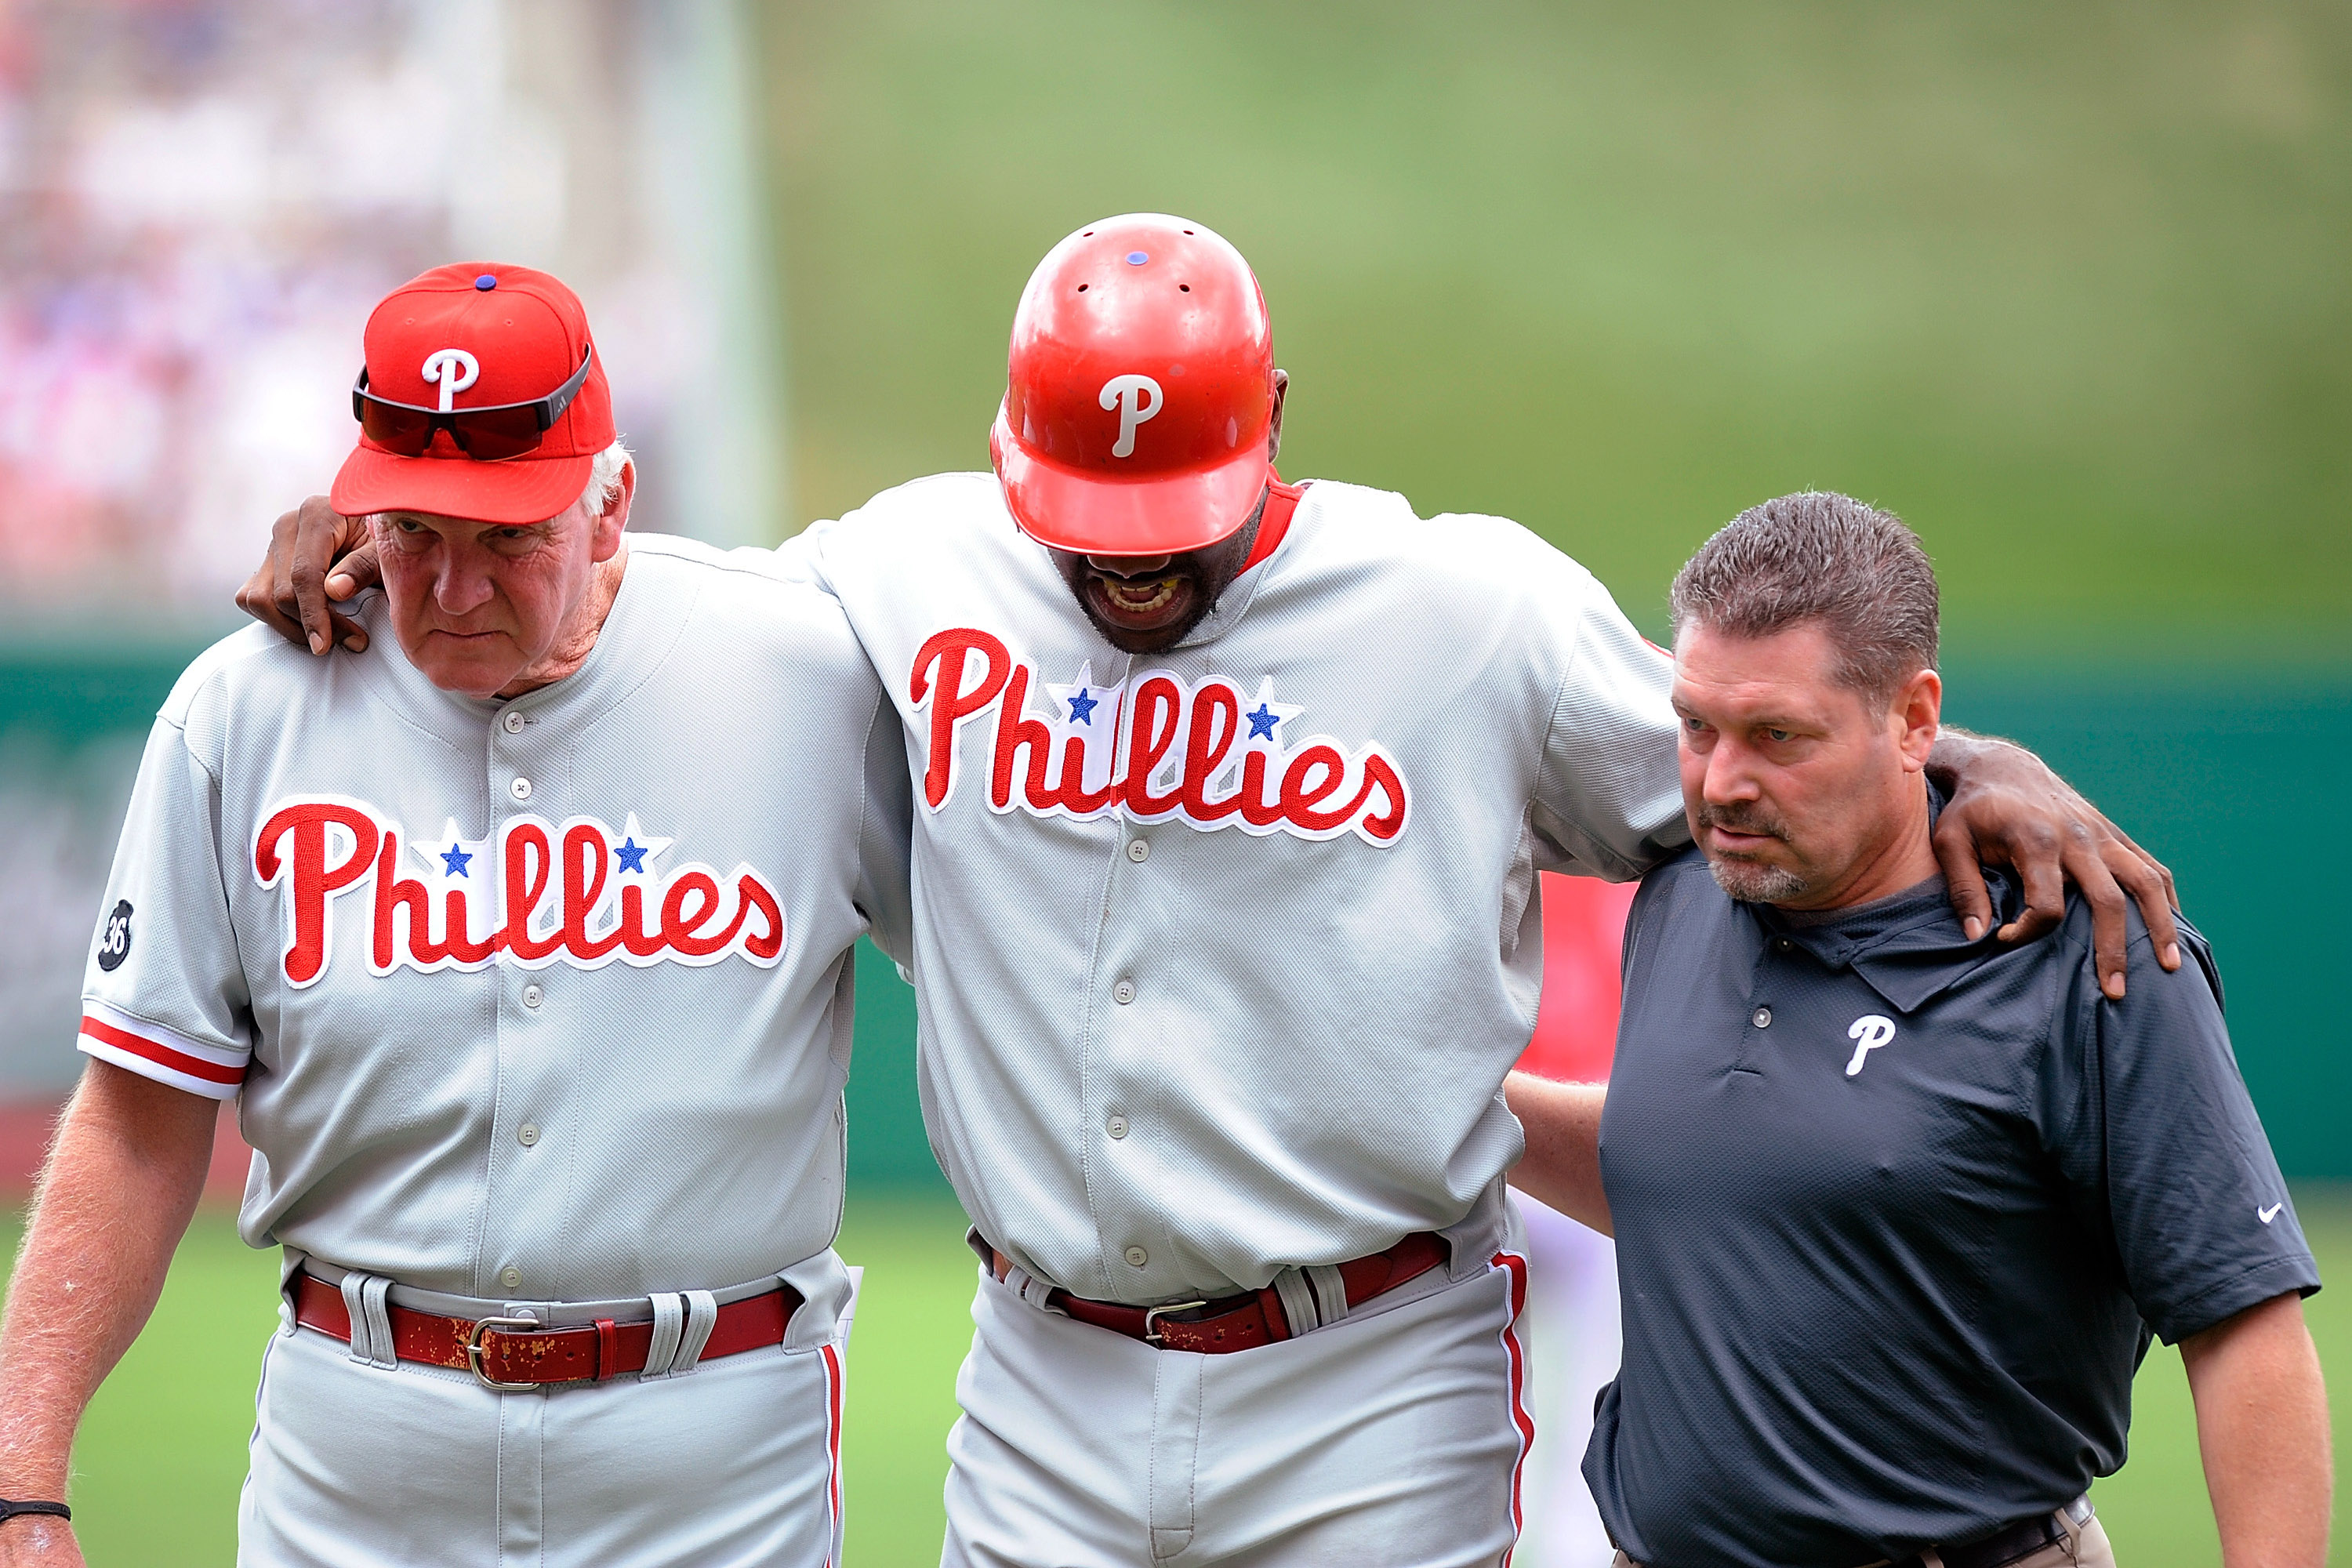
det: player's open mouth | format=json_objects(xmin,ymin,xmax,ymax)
[{"xmin": 1086, "ymin": 571, "xmax": 1194, "ymax": 632}]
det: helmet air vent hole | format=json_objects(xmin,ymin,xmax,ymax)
[
  {"xmin": 1178, "ymin": 284, "xmax": 1190, "ymax": 292},
  {"xmin": 1182, "ymin": 229, "xmax": 1195, "ymax": 235},
  {"xmin": 1077, "ymin": 284, "xmax": 1088, "ymax": 292}
]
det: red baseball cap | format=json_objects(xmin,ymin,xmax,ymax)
[{"xmin": 331, "ymin": 262, "xmax": 615, "ymax": 524}]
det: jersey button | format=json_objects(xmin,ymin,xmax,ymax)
[
  {"xmin": 517, "ymin": 1123, "xmax": 540, "ymax": 1147},
  {"xmin": 1123, "ymin": 1246, "xmax": 1149, "ymax": 1268},
  {"xmin": 1112, "ymin": 979, "xmax": 1137, "ymax": 1005},
  {"xmin": 499, "ymin": 1265, "xmax": 523, "ymax": 1290},
  {"xmin": 502, "ymin": 710, "xmax": 526, "ymax": 735},
  {"xmin": 1752, "ymin": 1006, "xmax": 1773, "ymax": 1029},
  {"xmin": 509, "ymin": 776, "xmax": 533, "ymax": 802},
  {"xmin": 1126, "ymin": 838, "xmax": 1150, "ymax": 863},
  {"xmin": 521, "ymin": 984, "xmax": 543, "ymax": 1010},
  {"xmin": 1107, "ymin": 1115, "xmax": 1129, "ymax": 1139}
]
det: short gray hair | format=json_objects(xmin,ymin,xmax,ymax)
[
  {"xmin": 580, "ymin": 439, "xmax": 632, "ymax": 516},
  {"xmin": 367, "ymin": 439, "xmax": 633, "ymax": 532},
  {"xmin": 1668, "ymin": 491, "xmax": 1938, "ymax": 706}
]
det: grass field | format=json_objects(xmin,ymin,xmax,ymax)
[
  {"xmin": 4, "ymin": 1189, "xmax": 2345, "ymax": 1565},
  {"xmin": 760, "ymin": 0, "xmax": 2352, "ymax": 653}
]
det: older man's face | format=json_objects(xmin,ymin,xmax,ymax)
[
  {"xmin": 372, "ymin": 484, "xmax": 626, "ymax": 701},
  {"xmin": 1671, "ymin": 619, "xmax": 1938, "ymax": 909}
]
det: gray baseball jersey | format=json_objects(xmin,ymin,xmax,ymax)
[
  {"xmin": 781, "ymin": 472, "xmax": 1685, "ymax": 1303},
  {"xmin": 79, "ymin": 534, "xmax": 912, "ymax": 1302}
]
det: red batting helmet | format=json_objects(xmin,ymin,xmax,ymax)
[{"xmin": 989, "ymin": 215, "xmax": 1276, "ymax": 557}]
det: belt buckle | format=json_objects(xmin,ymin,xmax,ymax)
[
  {"xmin": 1142, "ymin": 1300, "xmax": 1208, "ymax": 1345},
  {"xmin": 464, "ymin": 1314, "xmax": 545, "ymax": 1392}
]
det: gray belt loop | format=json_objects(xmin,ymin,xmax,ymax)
[
  {"xmin": 673, "ymin": 1290, "xmax": 719, "ymax": 1374},
  {"xmin": 1304, "ymin": 1264, "xmax": 1350, "ymax": 1328},
  {"xmin": 1272, "ymin": 1269, "xmax": 1321, "ymax": 1338},
  {"xmin": 1001, "ymin": 1265, "xmax": 1062, "ymax": 1312},
  {"xmin": 340, "ymin": 1272, "xmax": 396, "ymax": 1369},
  {"xmin": 641, "ymin": 1292, "xmax": 685, "ymax": 1380}
]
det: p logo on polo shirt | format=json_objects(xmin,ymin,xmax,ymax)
[{"xmin": 1845, "ymin": 1014, "xmax": 1896, "ymax": 1077}]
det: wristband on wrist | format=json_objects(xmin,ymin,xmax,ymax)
[{"xmin": 0, "ymin": 1497, "xmax": 71, "ymax": 1525}]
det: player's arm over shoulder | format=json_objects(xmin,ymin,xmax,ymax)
[
  {"xmin": 764, "ymin": 471, "xmax": 1004, "ymax": 593},
  {"xmin": 1419, "ymin": 514, "xmax": 1685, "ymax": 881}
]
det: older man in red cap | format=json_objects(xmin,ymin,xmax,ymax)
[
  {"xmin": 241, "ymin": 218, "xmax": 2176, "ymax": 1566},
  {"xmin": 0, "ymin": 262, "xmax": 912, "ymax": 1567}
]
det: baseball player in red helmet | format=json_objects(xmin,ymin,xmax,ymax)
[
  {"xmin": 0, "ymin": 263, "xmax": 912, "ymax": 1567},
  {"xmin": 237, "ymin": 216, "xmax": 2176, "ymax": 1566}
]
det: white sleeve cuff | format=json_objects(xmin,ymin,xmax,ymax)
[{"xmin": 77, "ymin": 999, "xmax": 247, "ymax": 1102}]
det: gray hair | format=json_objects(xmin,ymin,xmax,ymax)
[
  {"xmin": 365, "ymin": 439, "xmax": 633, "ymax": 532},
  {"xmin": 579, "ymin": 438, "xmax": 632, "ymax": 517},
  {"xmin": 1668, "ymin": 491, "xmax": 1939, "ymax": 706}
]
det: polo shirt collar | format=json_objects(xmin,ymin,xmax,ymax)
[{"xmin": 1751, "ymin": 866, "xmax": 2025, "ymax": 1017}]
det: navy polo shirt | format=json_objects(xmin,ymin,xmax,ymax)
[{"xmin": 1585, "ymin": 845, "xmax": 2320, "ymax": 1568}]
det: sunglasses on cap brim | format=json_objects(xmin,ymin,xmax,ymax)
[{"xmin": 350, "ymin": 346, "xmax": 593, "ymax": 461}]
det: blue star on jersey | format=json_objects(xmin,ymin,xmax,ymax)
[
  {"xmin": 609, "ymin": 815, "xmax": 673, "ymax": 878},
  {"xmin": 1240, "ymin": 677, "xmax": 1306, "ymax": 751},
  {"xmin": 1044, "ymin": 662, "xmax": 1113, "ymax": 737},
  {"xmin": 414, "ymin": 821, "xmax": 490, "ymax": 890}
]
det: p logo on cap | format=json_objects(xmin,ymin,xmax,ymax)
[
  {"xmin": 421, "ymin": 348, "xmax": 480, "ymax": 412},
  {"xmin": 330, "ymin": 261, "xmax": 615, "ymax": 526}
]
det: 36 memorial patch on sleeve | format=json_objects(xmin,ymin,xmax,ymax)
[{"xmin": 96, "ymin": 899, "xmax": 133, "ymax": 972}]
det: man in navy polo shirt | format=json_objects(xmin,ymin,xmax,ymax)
[{"xmin": 1510, "ymin": 492, "xmax": 2329, "ymax": 1568}]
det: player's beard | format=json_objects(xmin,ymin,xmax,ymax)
[
  {"xmin": 1696, "ymin": 801, "xmax": 1812, "ymax": 904},
  {"xmin": 1049, "ymin": 494, "xmax": 1265, "ymax": 655}
]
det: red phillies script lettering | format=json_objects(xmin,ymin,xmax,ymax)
[
  {"xmin": 906, "ymin": 630, "xmax": 1411, "ymax": 845},
  {"xmin": 254, "ymin": 800, "xmax": 788, "ymax": 985},
  {"xmin": 256, "ymin": 800, "xmax": 381, "ymax": 986},
  {"xmin": 910, "ymin": 628, "xmax": 1010, "ymax": 808}
]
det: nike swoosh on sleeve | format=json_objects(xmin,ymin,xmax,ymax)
[{"xmin": 2259, "ymin": 1203, "xmax": 2285, "ymax": 1224}]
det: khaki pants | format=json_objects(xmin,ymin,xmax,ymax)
[{"xmin": 1611, "ymin": 1505, "xmax": 2116, "ymax": 1568}]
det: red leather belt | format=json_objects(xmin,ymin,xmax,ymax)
[
  {"xmin": 993, "ymin": 1232, "xmax": 1450, "ymax": 1355},
  {"xmin": 292, "ymin": 1272, "xmax": 799, "ymax": 1388}
]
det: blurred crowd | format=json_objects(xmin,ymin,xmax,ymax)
[
  {"xmin": 0, "ymin": 0, "xmax": 692, "ymax": 608},
  {"xmin": 0, "ymin": 0, "xmax": 712, "ymax": 1091}
]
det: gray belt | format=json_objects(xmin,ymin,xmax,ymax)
[{"xmin": 292, "ymin": 1255, "xmax": 787, "ymax": 1325}]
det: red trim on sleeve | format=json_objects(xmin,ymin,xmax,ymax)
[{"xmin": 79, "ymin": 1014, "xmax": 245, "ymax": 1085}]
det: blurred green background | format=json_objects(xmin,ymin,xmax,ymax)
[
  {"xmin": 757, "ymin": 0, "xmax": 2352, "ymax": 1181},
  {"xmin": 8, "ymin": 1, "xmax": 2350, "ymax": 1563}
]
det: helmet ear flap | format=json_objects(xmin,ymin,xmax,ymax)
[{"xmin": 993, "ymin": 215, "xmax": 1277, "ymax": 557}]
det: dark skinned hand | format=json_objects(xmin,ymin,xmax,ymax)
[
  {"xmin": 238, "ymin": 494, "xmax": 2183, "ymax": 997},
  {"xmin": 233, "ymin": 495, "xmax": 379, "ymax": 655},
  {"xmin": 1926, "ymin": 729, "xmax": 2180, "ymax": 998}
]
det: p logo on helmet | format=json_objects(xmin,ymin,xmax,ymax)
[
  {"xmin": 989, "ymin": 214, "xmax": 1276, "ymax": 557},
  {"xmin": 1099, "ymin": 374, "xmax": 1163, "ymax": 458}
]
